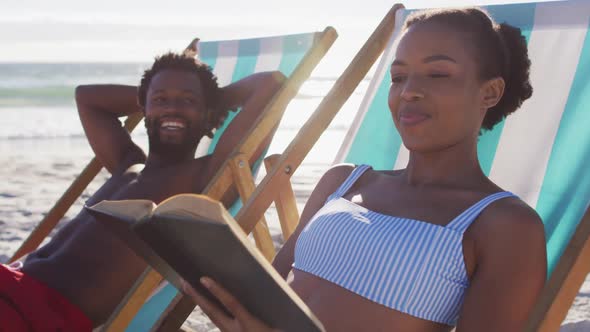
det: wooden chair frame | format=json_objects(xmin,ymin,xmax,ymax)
[
  {"xmin": 150, "ymin": 5, "xmax": 403, "ymax": 331},
  {"xmin": 100, "ymin": 27, "xmax": 339, "ymax": 331}
]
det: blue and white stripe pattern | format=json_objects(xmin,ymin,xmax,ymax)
[
  {"xmin": 125, "ymin": 32, "xmax": 320, "ymax": 332},
  {"xmin": 293, "ymin": 165, "xmax": 515, "ymax": 325},
  {"xmin": 334, "ymin": 0, "xmax": 590, "ymax": 277}
]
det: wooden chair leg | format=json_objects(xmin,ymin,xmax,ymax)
[
  {"xmin": 264, "ymin": 154, "xmax": 300, "ymax": 241},
  {"xmin": 229, "ymin": 154, "xmax": 276, "ymax": 261},
  {"xmin": 234, "ymin": 5, "xmax": 404, "ymax": 235}
]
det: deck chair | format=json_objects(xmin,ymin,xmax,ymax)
[
  {"xmin": 168, "ymin": 2, "xmax": 588, "ymax": 331},
  {"xmin": 7, "ymin": 30, "xmax": 337, "ymax": 330},
  {"xmin": 143, "ymin": 5, "xmax": 404, "ymax": 331},
  {"xmin": 331, "ymin": 1, "xmax": 590, "ymax": 331},
  {"xmin": 99, "ymin": 31, "xmax": 339, "ymax": 332}
]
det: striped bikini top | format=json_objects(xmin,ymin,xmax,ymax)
[{"xmin": 292, "ymin": 165, "xmax": 515, "ymax": 326}]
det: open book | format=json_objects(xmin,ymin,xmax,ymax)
[{"xmin": 86, "ymin": 194, "xmax": 324, "ymax": 332}]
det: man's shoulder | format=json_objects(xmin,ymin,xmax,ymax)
[
  {"xmin": 109, "ymin": 151, "xmax": 146, "ymax": 177},
  {"xmin": 193, "ymin": 153, "xmax": 219, "ymax": 174},
  {"xmin": 187, "ymin": 155, "xmax": 215, "ymax": 192}
]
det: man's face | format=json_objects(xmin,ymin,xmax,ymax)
[{"xmin": 144, "ymin": 69, "xmax": 208, "ymax": 159}]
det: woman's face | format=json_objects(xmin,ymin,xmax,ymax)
[{"xmin": 388, "ymin": 21, "xmax": 490, "ymax": 153}]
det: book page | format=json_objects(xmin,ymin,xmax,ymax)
[
  {"xmin": 154, "ymin": 193, "xmax": 226, "ymax": 224},
  {"xmin": 88, "ymin": 199, "xmax": 156, "ymax": 223}
]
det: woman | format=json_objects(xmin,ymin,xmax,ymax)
[{"xmin": 185, "ymin": 7, "xmax": 546, "ymax": 332}]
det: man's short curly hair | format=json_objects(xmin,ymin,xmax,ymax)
[
  {"xmin": 404, "ymin": 8, "xmax": 533, "ymax": 132},
  {"xmin": 138, "ymin": 52, "xmax": 229, "ymax": 138}
]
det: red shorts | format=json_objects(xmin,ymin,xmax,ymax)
[{"xmin": 0, "ymin": 263, "xmax": 93, "ymax": 332}]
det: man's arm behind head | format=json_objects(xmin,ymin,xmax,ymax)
[
  {"xmin": 206, "ymin": 71, "xmax": 287, "ymax": 181},
  {"xmin": 75, "ymin": 85, "xmax": 146, "ymax": 174}
]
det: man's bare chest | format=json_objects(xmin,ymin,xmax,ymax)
[{"xmin": 88, "ymin": 163, "xmax": 205, "ymax": 206}]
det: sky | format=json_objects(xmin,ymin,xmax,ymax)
[{"xmin": 0, "ymin": 0, "xmax": 562, "ymax": 74}]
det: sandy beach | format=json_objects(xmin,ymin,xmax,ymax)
[
  {"xmin": 0, "ymin": 74, "xmax": 589, "ymax": 331},
  {"xmin": 1, "ymin": 134, "xmax": 590, "ymax": 331}
]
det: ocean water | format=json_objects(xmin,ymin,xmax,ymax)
[
  {"xmin": 0, "ymin": 63, "xmax": 365, "ymax": 141},
  {"xmin": 0, "ymin": 63, "xmax": 147, "ymax": 141}
]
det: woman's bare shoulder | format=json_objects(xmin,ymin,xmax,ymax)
[
  {"xmin": 473, "ymin": 196, "xmax": 546, "ymax": 261},
  {"xmin": 311, "ymin": 163, "xmax": 357, "ymax": 197},
  {"xmin": 479, "ymin": 196, "xmax": 543, "ymax": 232}
]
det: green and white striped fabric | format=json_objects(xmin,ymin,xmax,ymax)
[
  {"xmin": 196, "ymin": 32, "xmax": 318, "ymax": 158},
  {"xmin": 125, "ymin": 31, "xmax": 321, "ymax": 332},
  {"xmin": 335, "ymin": 0, "xmax": 590, "ymax": 277}
]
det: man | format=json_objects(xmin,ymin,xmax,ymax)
[{"xmin": 0, "ymin": 52, "xmax": 285, "ymax": 330}]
